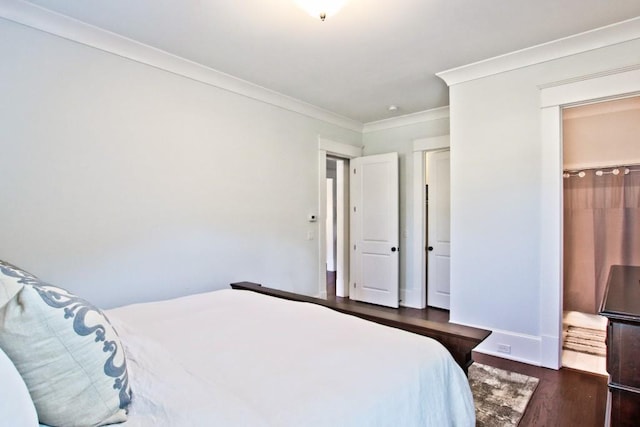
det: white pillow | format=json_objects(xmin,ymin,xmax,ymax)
[
  {"xmin": 0, "ymin": 261, "xmax": 131, "ymax": 427},
  {"xmin": 0, "ymin": 346, "xmax": 38, "ymax": 427}
]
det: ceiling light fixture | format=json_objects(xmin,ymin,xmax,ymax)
[{"xmin": 294, "ymin": 0, "xmax": 349, "ymax": 21}]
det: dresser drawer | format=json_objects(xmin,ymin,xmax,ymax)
[
  {"xmin": 607, "ymin": 321, "xmax": 640, "ymax": 389},
  {"xmin": 600, "ymin": 266, "xmax": 640, "ymax": 427},
  {"xmin": 610, "ymin": 387, "xmax": 640, "ymax": 427}
]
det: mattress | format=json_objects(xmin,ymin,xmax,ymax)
[{"xmin": 106, "ymin": 289, "xmax": 475, "ymax": 426}]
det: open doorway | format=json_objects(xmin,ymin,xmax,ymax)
[
  {"xmin": 539, "ymin": 67, "xmax": 640, "ymax": 370},
  {"xmin": 325, "ymin": 157, "xmax": 342, "ymax": 298},
  {"xmin": 410, "ymin": 135, "xmax": 450, "ymax": 309},
  {"xmin": 561, "ymin": 95, "xmax": 640, "ymax": 375},
  {"xmin": 318, "ymin": 139, "xmax": 402, "ymax": 307},
  {"xmin": 317, "ymin": 138, "xmax": 362, "ymax": 300}
]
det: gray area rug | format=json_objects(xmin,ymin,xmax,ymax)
[
  {"xmin": 469, "ymin": 363, "xmax": 539, "ymax": 426},
  {"xmin": 563, "ymin": 325, "xmax": 606, "ymax": 356}
]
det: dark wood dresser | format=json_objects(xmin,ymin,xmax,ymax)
[{"xmin": 599, "ymin": 265, "xmax": 640, "ymax": 427}]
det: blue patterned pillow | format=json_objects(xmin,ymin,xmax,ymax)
[{"xmin": 0, "ymin": 260, "xmax": 131, "ymax": 426}]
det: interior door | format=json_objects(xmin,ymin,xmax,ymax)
[
  {"xmin": 350, "ymin": 152, "xmax": 399, "ymax": 308},
  {"xmin": 427, "ymin": 150, "xmax": 451, "ymax": 309}
]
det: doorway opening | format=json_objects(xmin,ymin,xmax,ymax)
[
  {"xmin": 318, "ymin": 139, "xmax": 402, "ymax": 307},
  {"xmin": 561, "ymin": 95, "xmax": 640, "ymax": 375},
  {"xmin": 539, "ymin": 66, "xmax": 640, "ymax": 370},
  {"xmin": 325, "ymin": 156, "xmax": 347, "ymax": 298},
  {"xmin": 411, "ymin": 135, "xmax": 450, "ymax": 309},
  {"xmin": 317, "ymin": 138, "xmax": 362, "ymax": 300}
]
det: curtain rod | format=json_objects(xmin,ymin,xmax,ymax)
[
  {"xmin": 563, "ymin": 163, "xmax": 640, "ymax": 178},
  {"xmin": 564, "ymin": 162, "xmax": 640, "ymax": 172}
]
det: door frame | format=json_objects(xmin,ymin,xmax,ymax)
[
  {"xmin": 411, "ymin": 135, "xmax": 450, "ymax": 309},
  {"xmin": 318, "ymin": 137, "xmax": 363, "ymax": 298},
  {"xmin": 539, "ymin": 66, "xmax": 640, "ymax": 369}
]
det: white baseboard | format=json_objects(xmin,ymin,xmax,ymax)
[
  {"xmin": 470, "ymin": 327, "xmax": 544, "ymax": 367},
  {"xmin": 539, "ymin": 334, "xmax": 561, "ymax": 369}
]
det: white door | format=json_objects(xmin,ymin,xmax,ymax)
[
  {"xmin": 427, "ymin": 150, "xmax": 451, "ymax": 309},
  {"xmin": 350, "ymin": 152, "xmax": 399, "ymax": 308}
]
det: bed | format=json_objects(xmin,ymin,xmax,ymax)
[{"xmin": 0, "ymin": 260, "xmax": 476, "ymax": 426}]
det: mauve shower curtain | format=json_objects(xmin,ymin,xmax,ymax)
[{"xmin": 564, "ymin": 169, "xmax": 640, "ymax": 314}]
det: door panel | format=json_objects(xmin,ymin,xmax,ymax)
[
  {"xmin": 350, "ymin": 152, "xmax": 399, "ymax": 308},
  {"xmin": 427, "ymin": 150, "xmax": 451, "ymax": 309}
]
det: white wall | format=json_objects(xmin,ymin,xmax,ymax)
[
  {"xmin": 0, "ymin": 19, "xmax": 361, "ymax": 308},
  {"xmin": 448, "ymin": 38, "xmax": 640, "ymax": 364},
  {"xmin": 362, "ymin": 119, "xmax": 449, "ymax": 306}
]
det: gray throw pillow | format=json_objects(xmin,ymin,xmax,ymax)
[{"xmin": 0, "ymin": 260, "xmax": 131, "ymax": 426}]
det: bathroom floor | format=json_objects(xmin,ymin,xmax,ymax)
[{"xmin": 562, "ymin": 311, "xmax": 607, "ymax": 376}]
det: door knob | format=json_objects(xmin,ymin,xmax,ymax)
[
  {"xmin": 427, "ymin": 246, "xmax": 434, "ymax": 251},
  {"xmin": 391, "ymin": 247, "xmax": 397, "ymax": 252}
]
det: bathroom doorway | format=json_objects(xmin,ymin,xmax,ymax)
[{"xmin": 561, "ymin": 95, "xmax": 640, "ymax": 374}]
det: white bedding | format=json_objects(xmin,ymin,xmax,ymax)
[{"xmin": 106, "ymin": 289, "xmax": 475, "ymax": 426}]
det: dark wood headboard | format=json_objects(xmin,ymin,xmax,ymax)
[{"xmin": 230, "ymin": 281, "xmax": 490, "ymax": 375}]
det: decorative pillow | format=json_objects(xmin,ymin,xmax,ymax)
[
  {"xmin": 0, "ymin": 345, "xmax": 39, "ymax": 427},
  {"xmin": 0, "ymin": 260, "xmax": 131, "ymax": 427},
  {"xmin": 0, "ymin": 259, "xmax": 34, "ymax": 307}
]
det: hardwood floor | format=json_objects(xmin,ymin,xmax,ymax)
[
  {"xmin": 325, "ymin": 271, "xmax": 449, "ymax": 323},
  {"xmin": 325, "ymin": 272, "xmax": 609, "ymax": 426},
  {"xmin": 474, "ymin": 353, "xmax": 608, "ymax": 427}
]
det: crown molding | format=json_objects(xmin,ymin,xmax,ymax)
[
  {"xmin": 0, "ymin": 0, "xmax": 363, "ymax": 133},
  {"xmin": 437, "ymin": 16, "xmax": 640, "ymax": 87},
  {"xmin": 362, "ymin": 106, "xmax": 450, "ymax": 133}
]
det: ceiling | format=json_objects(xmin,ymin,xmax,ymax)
[{"xmin": 23, "ymin": 0, "xmax": 640, "ymax": 124}]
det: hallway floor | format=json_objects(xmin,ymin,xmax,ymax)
[{"xmin": 325, "ymin": 271, "xmax": 449, "ymax": 323}]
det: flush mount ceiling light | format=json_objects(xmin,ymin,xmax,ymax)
[{"xmin": 294, "ymin": 0, "xmax": 349, "ymax": 21}]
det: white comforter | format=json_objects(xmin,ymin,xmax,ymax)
[{"xmin": 107, "ymin": 289, "xmax": 475, "ymax": 426}]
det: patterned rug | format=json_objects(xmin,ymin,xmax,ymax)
[
  {"xmin": 469, "ymin": 363, "xmax": 539, "ymax": 426},
  {"xmin": 563, "ymin": 326, "xmax": 606, "ymax": 356}
]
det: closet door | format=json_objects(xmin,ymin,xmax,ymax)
[{"xmin": 427, "ymin": 150, "xmax": 451, "ymax": 309}]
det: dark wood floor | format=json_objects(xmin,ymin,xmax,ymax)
[
  {"xmin": 325, "ymin": 271, "xmax": 449, "ymax": 322},
  {"xmin": 325, "ymin": 272, "xmax": 609, "ymax": 427},
  {"xmin": 474, "ymin": 353, "xmax": 607, "ymax": 427}
]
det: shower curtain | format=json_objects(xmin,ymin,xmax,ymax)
[{"xmin": 563, "ymin": 167, "xmax": 640, "ymax": 314}]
